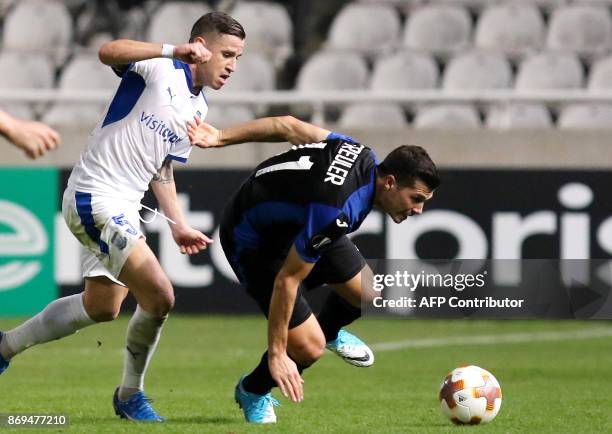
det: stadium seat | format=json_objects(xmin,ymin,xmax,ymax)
[
  {"xmin": 202, "ymin": 105, "xmax": 255, "ymax": 129},
  {"xmin": 58, "ymin": 54, "xmax": 118, "ymax": 90},
  {"xmin": 414, "ymin": 104, "xmax": 481, "ymax": 128},
  {"xmin": 295, "ymin": 51, "xmax": 368, "ymax": 118},
  {"xmin": 442, "ymin": 51, "xmax": 513, "ymax": 90},
  {"xmin": 546, "ymin": 5, "xmax": 612, "ymax": 56},
  {"xmin": 229, "ymin": 1, "xmax": 292, "ymax": 68},
  {"xmin": 297, "ymin": 51, "xmax": 369, "ymax": 92},
  {"xmin": 147, "ymin": 2, "xmax": 212, "ymax": 45},
  {"xmin": 486, "ymin": 103, "xmax": 553, "ymax": 128},
  {"xmin": 588, "ymin": 56, "xmax": 612, "ymax": 90},
  {"xmin": 506, "ymin": 0, "xmax": 568, "ymax": 11},
  {"xmin": 338, "ymin": 103, "xmax": 407, "ymax": 128},
  {"xmin": 221, "ymin": 52, "xmax": 276, "ymax": 115},
  {"xmin": 371, "ymin": 51, "xmax": 439, "ymax": 91},
  {"xmin": 474, "ymin": 4, "xmax": 545, "ymax": 57},
  {"xmin": 327, "ymin": 3, "xmax": 401, "ymax": 57},
  {"xmin": 0, "ymin": 104, "xmax": 36, "ymax": 121},
  {"xmin": 403, "ymin": 5, "xmax": 472, "ymax": 55},
  {"xmin": 558, "ymin": 103, "xmax": 612, "ymax": 129},
  {"xmin": 2, "ymin": 0, "xmax": 73, "ymax": 66},
  {"xmin": 43, "ymin": 54, "xmax": 118, "ymax": 128},
  {"xmin": 42, "ymin": 104, "xmax": 106, "ymax": 128},
  {"xmin": 515, "ymin": 52, "xmax": 584, "ymax": 89},
  {"xmin": 222, "ymin": 52, "xmax": 276, "ymax": 92},
  {"xmin": 431, "ymin": 0, "xmax": 498, "ymax": 10},
  {"xmin": 0, "ymin": 51, "xmax": 54, "ymax": 89},
  {"xmin": 0, "ymin": 50, "xmax": 46, "ymax": 126}
]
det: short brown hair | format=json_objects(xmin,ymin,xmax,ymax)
[
  {"xmin": 377, "ymin": 145, "xmax": 440, "ymax": 190},
  {"xmin": 190, "ymin": 12, "xmax": 245, "ymax": 42}
]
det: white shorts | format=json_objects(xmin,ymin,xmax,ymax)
[{"xmin": 62, "ymin": 186, "xmax": 144, "ymax": 285}]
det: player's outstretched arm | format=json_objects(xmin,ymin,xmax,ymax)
[
  {"xmin": 150, "ymin": 160, "xmax": 213, "ymax": 254},
  {"xmin": 187, "ymin": 116, "xmax": 331, "ymax": 148},
  {"xmin": 267, "ymin": 246, "xmax": 315, "ymax": 403},
  {"xmin": 98, "ymin": 39, "xmax": 211, "ymax": 66},
  {"xmin": 0, "ymin": 110, "xmax": 60, "ymax": 159}
]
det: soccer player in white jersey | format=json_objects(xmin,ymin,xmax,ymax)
[{"xmin": 0, "ymin": 12, "xmax": 245, "ymax": 422}]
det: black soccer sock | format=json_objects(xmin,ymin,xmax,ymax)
[
  {"xmin": 243, "ymin": 351, "xmax": 308, "ymax": 395},
  {"xmin": 316, "ymin": 291, "xmax": 361, "ymax": 343},
  {"xmin": 243, "ymin": 351, "xmax": 276, "ymax": 395}
]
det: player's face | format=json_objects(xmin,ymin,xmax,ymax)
[
  {"xmin": 197, "ymin": 34, "xmax": 244, "ymax": 90},
  {"xmin": 380, "ymin": 178, "xmax": 433, "ymax": 223}
]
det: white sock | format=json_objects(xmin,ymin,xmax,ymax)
[
  {"xmin": 0, "ymin": 293, "xmax": 95, "ymax": 360},
  {"xmin": 119, "ymin": 305, "xmax": 166, "ymax": 399}
]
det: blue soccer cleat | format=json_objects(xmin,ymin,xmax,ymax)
[
  {"xmin": 112, "ymin": 387, "xmax": 164, "ymax": 422},
  {"xmin": 234, "ymin": 375, "xmax": 279, "ymax": 424},
  {"xmin": 326, "ymin": 329, "xmax": 374, "ymax": 367},
  {"xmin": 0, "ymin": 332, "xmax": 9, "ymax": 375}
]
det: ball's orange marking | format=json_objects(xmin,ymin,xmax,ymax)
[{"xmin": 475, "ymin": 374, "xmax": 502, "ymax": 411}]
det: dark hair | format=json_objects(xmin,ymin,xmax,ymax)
[
  {"xmin": 189, "ymin": 12, "xmax": 245, "ymax": 42},
  {"xmin": 377, "ymin": 145, "xmax": 440, "ymax": 190}
]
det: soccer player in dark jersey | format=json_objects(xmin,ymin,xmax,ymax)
[{"xmin": 188, "ymin": 115, "xmax": 439, "ymax": 424}]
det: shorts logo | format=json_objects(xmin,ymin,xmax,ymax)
[
  {"xmin": 111, "ymin": 232, "xmax": 128, "ymax": 250},
  {"xmin": 111, "ymin": 214, "xmax": 138, "ymax": 236},
  {"xmin": 336, "ymin": 218, "xmax": 349, "ymax": 228},
  {"xmin": 311, "ymin": 235, "xmax": 332, "ymax": 250}
]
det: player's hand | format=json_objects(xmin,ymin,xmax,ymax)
[
  {"xmin": 7, "ymin": 118, "xmax": 60, "ymax": 159},
  {"xmin": 173, "ymin": 41, "xmax": 212, "ymax": 64},
  {"xmin": 187, "ymin": 117, "xmax": 222, "ymax": 148},
  {"xmin": 268, "ymin": 352, "xmax": 304, "ymax": 403},
  {"xmin": 171, "ymin": 224, "xmax": 213, "ymax": 254}
]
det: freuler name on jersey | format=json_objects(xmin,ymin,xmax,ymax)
[{"xmin": 324, "ymin": 143, "xmax": 364, "ymax": 185}]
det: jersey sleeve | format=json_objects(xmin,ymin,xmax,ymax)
[
  {"xmin": 294, "ymin": 203, "xmax": 350, "ymax": 263},
  {"xmin": 125, "ymin": 58, "xmax": 171, "ymax": 83},
  {"xmin": 326, "ymin": 131, "xmax": 357, "ymax": 144},
  {"xmin": 165, "ymin": 139, "xmax": 193, "ymax": 163}
]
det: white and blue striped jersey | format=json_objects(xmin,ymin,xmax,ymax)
[{"xmin": 68, "ymin": 58, "xmax": 208, "ymax": 202}]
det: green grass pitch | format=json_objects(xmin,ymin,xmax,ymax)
[{"xmin": 0, "ymin": 316, "xmax": 611, "ymax": 433}]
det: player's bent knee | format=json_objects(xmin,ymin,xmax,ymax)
[
  {"xmin": 299, "ymin": 344, "xmax": 326, "ymax": 366},
  {"xmin": 87, "ymin": 306, "xmax": 121, "ymax": 323},
  {"xmin": 149, "ymin": 290, "xmax": 175, "ymax": 317},
  {"xmin": 290, "ymin": 339, "xmax": 326, "ymax": 366}
]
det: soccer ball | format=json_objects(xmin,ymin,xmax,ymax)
[{"xmin": 438, "ymin": 365, "xmax": 502, "ymax": 425}]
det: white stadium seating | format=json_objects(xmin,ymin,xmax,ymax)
[
  {"xmin": 339, "ymin": 103, "xmax": 407, "ymax": 128},
  {"xmin": 327, "ymin": 3, "xmax": 401, "ymax": 58},
  {"xmin": 147, "ymin": 2, "xmax": 211, "ymax": 45},
  {"xmin": 229, "ymin": 1, "xmax": 293, "ymax": 68},
  {"xmin": 371, "ymin": 51, "xmax": 439, "ymax": 91},
  {"xmin": 558, "ymin": 103, "xmax": 612, "ymax": 129},
  {"xmin": 2, "ymin": 0, "xmax": 612, "ymax": 129},
  {"xmin": 203, "ymin": 105, "xmax": 256, "ymax": 129},
  {"xmin": 2, "ymin": 0, "xmax": 72, "ymax": 66},
  {"xmin": 414, "ymin": 104, "xmax": 481, "ymax": 128},
  {"xmin": 403, "ymin": 5, "xmax": 472, "ymax": 55},
  {"xmin": 486, "ymin": 103, "xmax": 553, "ymax": 129},
  {"xmin": 297, "ymin": 51, "xmax": 369, "ymax": 92},
  {"xmin": 475, "ymin": 4, "xmax": 545, "ymax": 57},
  {"xmin": 43, "ymin": 54, "xmax": 119, "ymax": 128},
  {"xmin": 588, "ymin": 55, "xmax": 612, "ymax": 90},
  {"xmin": 443, "ymin": 51, "xmax": 513, "ymax": 90},
  {"xmin": 515, "ymin": 52, "xmax": 584, "ymax": 89},
  {"xmin": 547, "ymin": 5, "xmax": 612, "ymax": 57}
]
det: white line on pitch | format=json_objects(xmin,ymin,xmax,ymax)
[{"xmin": 371, "ymin": 327, "xmax": 612, "ymax": 352}]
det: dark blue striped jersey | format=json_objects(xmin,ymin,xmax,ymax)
[{"xmin": 224, "ymin": 133, "xmax": 379, "ymax": 263}]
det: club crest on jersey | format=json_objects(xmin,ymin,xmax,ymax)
[
  {"xmin": 324, "ymin": 142, "xmax": 364, "ymax": 185},
  {"xmin": 140, "ymin": 111, "xmax": 183, "ymax": 144}
]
